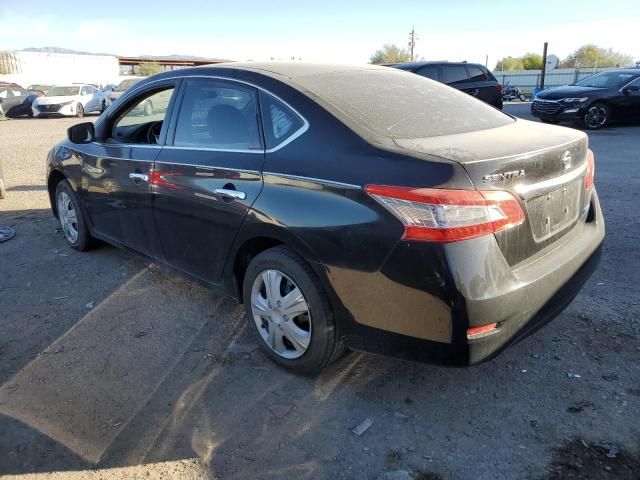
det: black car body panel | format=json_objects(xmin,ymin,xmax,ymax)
[
  {"xmin": 46, "ymin": 63, "xmax": 604, "ymax": 366},
  {"xmin": 392, "ymin": 61, "xmax": 503, "ymax": 109},
  {"xmin": 531, "ymin": 69, "xmax": 640, "ymax": 125}
]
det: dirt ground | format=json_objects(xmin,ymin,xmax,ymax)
[{"xmin": 0, "ymin": 107, "xmax": 638, "ymax": 480}]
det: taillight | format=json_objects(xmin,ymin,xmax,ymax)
[
  {"xmin": 585, "ymin": 149, "xmax": 595, "ymax": 190},
  {"xmin": 365, "ymin": 185, "xmax": 525, "ymax": 243},
  {"xmin": 496, "ymin": 84, "xmax": 503, "ymax": 94}
]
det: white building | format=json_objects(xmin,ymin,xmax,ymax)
[{"xmin": 0, "ymin": 50, "xmax": 121, "ymax": 87}]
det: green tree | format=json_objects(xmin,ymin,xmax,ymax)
[
  {"xmin": 559, "ymin": 45, "xmax": 633, "ymax": 68},
  {"xmin": 369, "ymin": 44, "xmax": 412, "ymax": 65},
  {"xmin": 494, "ymin": 56, "xmax": 524, "ymax": 71},
  {"xmin": 521, "ymin": 52, "xmax": 543, "ymax": 70},
  {"xmin": 137, "ymin": 61, "xmax": 165, "ymax": 76}
]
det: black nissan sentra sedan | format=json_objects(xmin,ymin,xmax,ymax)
[{"xmin": 46, "ymin": 63, "xmax": 604, "ymax": 373}]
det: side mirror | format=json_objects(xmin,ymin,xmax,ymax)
[{"xmin": 67, "ymin": 122, "xmax": 95, "ymax": 144}]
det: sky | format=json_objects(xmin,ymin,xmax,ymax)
[{"xmin": 1, "ymin": 0, "xmax": 639, "ymax": 67}]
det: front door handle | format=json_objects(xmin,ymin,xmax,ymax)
[
  {"xmin": 129, "ymin": 173, "xmax": 149, "ymax": 182},
  {"xmin": 214, "ymin": 188, "xmax": 246, "ymax": 200}
]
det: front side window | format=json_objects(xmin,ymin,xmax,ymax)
[
  {"xmin": 173, "ymin": 80, "xmax": 261, "ymax": 150},
  {"xmin": 110, "ymin": 87, "xmax": 175, "ymax": 143},
  {"xmin": 259, "ymin": 91, "xmax": 305, "ymax": 149},
  {"xmin": 0, "ymin": 89, "xmax": 11, "ymax": 99},
  {"xmin": 442, "ymin": 65, "xmax": 469, "ymax": 85}
]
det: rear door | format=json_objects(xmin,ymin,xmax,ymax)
[
  {"xmin": 151, "ymin": 78, "xmax": 264, "ymax": 284},
  {"xmin": 466, "ymin": 65, "xmax": 499, "ymax": 106},
  {"xmin": 442, "ymin": 64, "xmax": 475, "ymax": 95}
]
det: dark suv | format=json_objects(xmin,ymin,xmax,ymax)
[{"xmin": 392, "ymin": 61, "xmax": 503, "ymax": 109}]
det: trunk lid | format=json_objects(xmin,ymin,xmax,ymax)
[{"xmin": 394, "ymin": 119, "xmax": 591, "ymax": 265}]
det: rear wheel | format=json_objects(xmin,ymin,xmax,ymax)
[
  {"xmin": 243, "ymin": 246, "xmax": 344, "ymax": 373},
  {"xmin": 541, "ymin": 118, "xmax": 560, "ymax": 124},
  {"xmin": 55, "ymin": 180, "xmax": 93, "ymax": 251},
  {"xmin": 75, "ymin": 103, "xmax": 84, "ymax": 118},
  {"xmin": 583, "ymin": 103, "xmax": 609, "ymax": 130}
]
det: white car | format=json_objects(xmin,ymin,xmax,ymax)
[{"xmin": 32, "ymin": 84, "xmax": 106, "ymax": 118}]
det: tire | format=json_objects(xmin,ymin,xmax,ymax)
[
  {"xmin": 100, "ymin": 100, "xmax": 106, "ymax": 113},
  {"xmin": 583, "ymin": 102, "xmax": 609, "ymax": 130},
  {"xmin": 54, "ymin": 180, "xmax": 93, "ymax": 251},
  {"xmin": 541, "ymin": 118, "xmax": 560, "ymax": 124},
  {"xmin": 518, "ymin": 94, "xmax": 526, "ymax": 101},
  {"xmin": 75, "ymin": 103, "xmax": 84, "ymax": 118},
  {"xmin": 242, "ymin": 246, "xmax": 344, "ymax": 373},
  {"xmin": 143, "ymin": 101, "xmax": 153, "ymax": 116}
]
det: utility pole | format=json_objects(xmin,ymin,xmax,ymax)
[
  {"xmin": 408, "ymin": 26, "xmax": 417, "ymax": 61},
  {"xmin": 540, "ymin": 42, "xmax": 548, "ymax": 89}
]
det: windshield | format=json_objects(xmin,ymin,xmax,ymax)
[
  {"xmin": 46, "ymin": 86, "xmax": 80, "ymax": 97},
  {"xmin": 574, "ymin": 72, "xmax": 637, "ymax": 88},
  {"xmin": 114, "ymin": 79, "xmax": 139, "ymax": 92},
  {"xmin": 296, "ymin": 68, "xmax": 513, "ymax": 139}
]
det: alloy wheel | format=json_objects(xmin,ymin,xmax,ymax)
[
  {"xmin": 57, "ymin": 191, "xmax": 79, "ymax": 244},
  {"xmin": 250, "ymin": 269, "xmax": 311, "ymax": 359},
  {"xmin": 584, "ymin": 105, "xmax": 607, "ymax": 129}
]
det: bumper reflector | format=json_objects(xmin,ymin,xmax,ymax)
[{"xmin": 467, "ymin": 323, "xmax": 498, "ymax": 339}]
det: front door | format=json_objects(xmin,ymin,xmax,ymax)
[
  {"xmin": 152, "ymin": 78, "xmax": 265, "ymax": 284},
  {"xmin": 80, "ymin": 82, "xmax": 178, "ymax": 258}
]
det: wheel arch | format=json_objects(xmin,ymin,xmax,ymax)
[
  {"xmin": 227, "ymin": 224, "xmax": 326, "ymax": 304},
  {"xmin": 47, "ymin": 169, "xmax": 68, "ymax": 217}
]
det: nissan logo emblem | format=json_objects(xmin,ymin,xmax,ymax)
[{"xmin": 561, "ymin": 151, "xmax": 572, "ymax": 169}]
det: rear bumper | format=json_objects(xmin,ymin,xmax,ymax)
[{"xmin": 334, "ymin": 190, "xmax": 605, "ymax": 366}]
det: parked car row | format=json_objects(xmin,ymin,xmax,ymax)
[{"xmin": 0, "ymin": 78, "xmax": 144, "ymax": 119}]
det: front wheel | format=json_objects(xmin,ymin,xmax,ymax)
[
  {"xmin": 583, "ymin": 103, "xmax": 609, "ymax": 130},
  {"xmin": 243, "ymin": 246, "xmax": 344, "ymax": 373},
  {"xmin": 75, "ymin": 103, "xmax": 84, "ymax": 118},
  {"xmin": 55, "ymin": 180, "xmax": 93, "ymax": 250},
  {"xmin": 518, "ymin": 94, "xmax": 526, "ymax": 101}
]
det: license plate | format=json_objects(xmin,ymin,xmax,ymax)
[{"xmin": 526, "ymin": 180, "xmax": 582, "ymax": 242}]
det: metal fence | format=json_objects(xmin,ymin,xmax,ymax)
[{"xmin": 493, "ymin": 67, "xmax": 618, "ymax": 95}]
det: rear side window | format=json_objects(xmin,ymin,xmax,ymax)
[
  {"xmin": 442, "ymin": 65, "xmax": 469, "ymax": 85},
  {"xmin": 417, "ymin": 65, "xmax": 439, "ymax": 81},
  {"xmin": 259, "ymin": 91, "xmax": 305, "ymax": 149},
  {"xmin": 174, "ymin": 80, "xmax": 261, "ymax": 150},
  {"xmin": 467, "ymin": 66, "xmax": 488, "ymax": 82}
]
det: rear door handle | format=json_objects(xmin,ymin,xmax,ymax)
[
  {"xmin": 129, "ymin": 173, "xmax": 149, "ymax": 182},
  {"xmin": 214, "ymin": 188, "xmax": 246, "ymax": 200}
]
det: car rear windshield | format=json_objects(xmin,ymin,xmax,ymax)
[
  {"xmin": 46, "ymin": 86, "xmax": 80, "ymax": 97},
  {"xmin": 295, "ymin": 69, "xmax": 513, "ymax": 139}
]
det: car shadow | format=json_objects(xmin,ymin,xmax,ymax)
[{"xmin": 0, "ymin": 207, "xmax": 632, "ymax": 479}]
